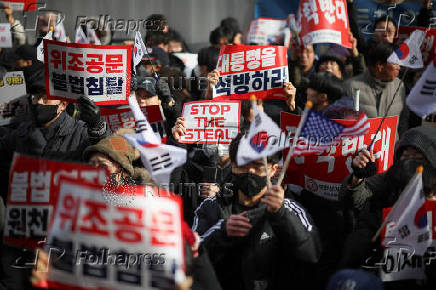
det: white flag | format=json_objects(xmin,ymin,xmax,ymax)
[
  {"xmin": 236, "ymin": 103, "xmax": 285, "ymax": 166},
  {"xmin": 75, "ymin": 26, "xmax": 88, "ymax": 44},
  {"xmin": 382, "ymin": 168, "xmax": 432, "ymax": 256},
  {"xmin": 75, "ymin": 24, "xmax": 100, "ymax": 44},
  {"xmin": 53, "ymin": 19, "xmax": 67, "ymax": 42},
  {"xmin": 133, "ymin": 31, "xmax": 147, "ymax": 73},
  {"xmin": 388, "ymin": 30, "xmax": 425, "ymax": 69},
  {"xmin": 406, "ymin": 60, "xmax": 436, "ymax": 117},
  {"xmin": 124, "ymin": 133, "xmax": 186, "ymax": 186},
  {"xmin": 128, "ymin": 92, "xmax": 162, "ymax": 144},
  {"xmin": 37, "ymin": 30, "xmax": 53, "ymax": 62}
]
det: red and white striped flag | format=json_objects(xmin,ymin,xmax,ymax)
[{"xmin": 293, "ymin": 110, "xmax": 369, "ymax": 155}]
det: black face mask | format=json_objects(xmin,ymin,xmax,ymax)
[
  {"xmin": 32, "ymin": 104, "xmax": 59, "ymax": 126},
  {"xmin": 232, "ymin": 173, "xmax": 267, "ymax": 197}
]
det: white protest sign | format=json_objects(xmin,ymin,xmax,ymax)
[
  {"xmin": 173, "ymin": 52, "xmax": 198, "ymax": 78},
  {"xmin": 0, "ymin": 71, "xmax": 27, "ymax": 126},
  {"xmin": 180, "ymin": 100, "xmax": 241, "ymax": 145},
  {"xmin": 247, "ymin": 18, "xmax": 291, "ymax": 47},
  {"xmin": 46, "ymin": 178, "xmax": 185, "ymax": 289},
  {"xmin": 0, "ymin": 23, "xmax": 12, "ymax": 48},
  {"xmin": 44, "ymin": 40, "xmax": 131, "ymax": 105}
]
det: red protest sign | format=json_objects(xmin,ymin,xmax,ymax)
[
  {"xmin": 100, "ymin": 105, "xmax": 167, "ymax": 142},
  {"xmin": 397, "ymin": 26, "xmax": 436, "ymax": 66},
  {"xmin": 45, "ymin": 178, "xmax": 185, "ymax": 289},
  {"xmin": 44, "ymin": 40, "xmax": 131, "ymax": 105},
  {"xmin": 3, "ymin": 154, "xmax": 108, "ymax": 249},
  {"xmin": 297, "ymin": 0, "xmax": 351, "ymax": 48},
  {"xmin": 280, "ymin": 112, "xmax": 397, "ymax": 201},
  {"xmin": 0, "ymin": 0, "xmax": 37, "ymax": 10},
  {"xmin": 213, "ymin": 44, "xmax": 289, "ymax": 100},
  {"xmin": 180, "ymin": 100, "xmax": 241, "ymax": 144}
]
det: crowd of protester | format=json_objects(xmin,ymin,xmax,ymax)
[{"xmin": 1, "ymin": 1, "xmax": 436, "ymax": 289}]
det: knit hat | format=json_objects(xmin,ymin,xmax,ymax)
[
  {"xmin": 326, "ymin": 269, "xmax": 383, "ymax": 290},
  {"xmin": 83, "ymin": 136, "xmax": 136, "ymax": 176},
  {"xmin": 395, "ymin": 126, "xmax": 436, "ymax": 168}
]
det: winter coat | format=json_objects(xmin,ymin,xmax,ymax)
[{"xmin": 192, "ymin": 186, "xmax": 322, "ymax": 290}]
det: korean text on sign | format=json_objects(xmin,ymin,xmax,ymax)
[
  {"xmin": 44, "ymin": 40, "xmax": 131, "ymax": 105},
  {"xmin": 298, "ymin": 0, "xmax": 351, "ymax": 48},
  {"xmin": 180, "ymin": 100, "xmax": 241, "ymax": 144},
  {"xmin": 213, "ymin": 45, "xmax": 289, "ymax": 100},
  {"xmin": 280, "ymin": 112, "xmax": 397, "ymax": 201},
  {"xmin": 46, "ymin": 179, "xmax": 184, "ymax": 290},
  {"xmin": 3, "ymin": 154, "xmax": 107, "ymax": 249}
]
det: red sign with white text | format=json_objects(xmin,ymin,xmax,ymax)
[
  {"xmin": 44, "ymin": 40, "xmax": 131, "ymax": 105},
  {"xmin": 0, "ymin": 0, "xmax": 36, "ymax": 10},
  {"xmin": 213, "ymin": 44, "xmax": 289, "ymax": 100},
  {"xmin": 3, "ymin": 154, "xmax": 108, "ymax": 249},
  {"xmin": 297, "ymin": 0, "xmax": 351, "ymax": 48},
  {"xmin": 281, "ymin": 113, "xmax": 397, "ymax": 201}
]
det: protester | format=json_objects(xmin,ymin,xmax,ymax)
[
  {"xmin": 192, "ymin": 133, "xmax": 322, "ymax": 289},
  {"xmin": 1, "ymin": 5, "xmax": 26, "ymax": 46},
  {"xmin": 345, "ymin": 40, "xmax": 408, "ymax": 137}
]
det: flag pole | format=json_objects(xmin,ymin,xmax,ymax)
[
  {"xmin": 249, "ymin": 95, "xmax": 272, "ymax": 189},
  {"xmin": 371, "ymin": 165, "xmax": 424, "ymax": 242},
  {"xmin": 277, "ymin": 101, "xmax": 313, "ymax": 185}
]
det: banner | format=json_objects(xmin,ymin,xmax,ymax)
[
  {"xmin": 44, "ymin": 40, "xmax": 131, "ymax": 105},
  {"xmin": 0, "ymin": 0, "xmax": 36, "ymax": 10},
  {"xmin": 100, "ymin": 105, "xmax": 167, "ymax": 142},
  {"xmin": 213, "ymin": 44, "xmax": 289, "ymax": 100},
  {"xmin": 297, "ymin": 0, "xmax": 351, "ymax": 48},
  {"xmin": 180, "ymin": 100, "xmax": 240, "ymax": 145},
  {"xmin": 3, "ymin": 154, "xmax": 107, "ymax": 249},
  {"xmin": 0, "ymin": 71, "xmax": 27, "ymax": 126},
  {"xmin": 247, "ymin": 18, "xmax": 291, "ymax": 47},
  {"xmin": 398, "ymin": 26, "xmax": 436, "ymax": 66},
  {"xmin": 281, "ymin": 112, "xmax": 397, "ymax": 201},
  {"xmin": 46, "ymin": 178, "xmax": 185, "ymax": 289},
  {"xmin": 0, "ymin": 23, "xmax": 12, "ymax": 48}
]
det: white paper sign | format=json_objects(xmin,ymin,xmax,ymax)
[{"xmin": 0, "ymin": 23, "xmax": 12, "ymax": 48}]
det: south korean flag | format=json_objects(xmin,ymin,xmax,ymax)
[
  {"xmin": 133, "ymin": 31, "xmax": 147, "ymax": 74},
  {"xmin": 124, "ymin": 133, "xmax": 187, "ymax": 186}
]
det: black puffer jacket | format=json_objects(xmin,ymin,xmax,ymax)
[{"xmin": 192, "ymin": 186, "xmax": 322, "ymax": 290}]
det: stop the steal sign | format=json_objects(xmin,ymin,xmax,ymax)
[{"xmin": 180, "ymin": 100, "xmax": 240, "ymax": 144}]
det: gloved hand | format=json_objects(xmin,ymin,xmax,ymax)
[
  {"xmin": 155, "ymin": 79, "xmax": 174, "ymax": 106},
  {"xmin": 79, "ymin": 96, "xmax": 102, "ymax": 129}
]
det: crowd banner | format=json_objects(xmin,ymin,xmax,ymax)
[
  {"xmin": 246, "ymin": 17, "xmax": 291, "ymax": 47},
  {"xmin": 0, "ymin": 0, "xmax": 36, "ymax": 10},
  {"xmin": 180, "ymin": 100, "xmax": 240, "ymax": 145},
  {"xmin": 0, "ymin": 71, "xmax": 27, "ymax": 125},
  {"xmin": 44, "ymin": 39, "xmax": 131, "ymax": 105},
  {"xmin": 3, "ymin": 154, "xmax": 108, "ymax": 249},
  {"xmin": 0, "ymin": 23, "xmax": 12, "ymax": 48},
  {"xmin": 297, "ymin": 0, "xmax": 351, "ymax": 48},
  {"xmin": 213, "ymin": 44, "xmax": 289, "ymax": 100},
  {"xmin": 100, "ymin": 105, "xmax": 167, "ymax": 142},
  {"xmin": 280, "ymin": 112, "xmax": 397, "ymax": 201},
  {"xmin": 398, "ymin": 27, "xmax": 436, "ymax": 66},
  {"xmin": 46, "ymin": 178, "xmax": 185, "ymax": 289}
]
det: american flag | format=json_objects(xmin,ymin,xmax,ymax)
[{"xmin": 293, "ymin": 110, "xmax": 370, "ymax": 155}]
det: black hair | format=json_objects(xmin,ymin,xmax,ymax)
[
  {"xmin": 308, "ymin": 72, "xmax": 344, "ymax": 104},
  {"xmin": 315, "ymin": 53, "xmax": 345, "ymax": 77},
  {"xmin": 209, "ymin": 26, "xmax": 233, "ymax": 46},
  {"xmin": 229, "ymin": 132, "xmax": 282, "ymax": 165},
  {"xmin": 220, "ymin": 17, "xmax": 241, "ymax": 43},
  {"xmin": 365, "ymin": 39, "xmax": 395, "ymax": 67},
  {"xmin": 146, "ymin": 14, "xmax": 168, "ymax": 32},
  {"xmin": 145, "ymin": 31, "xmax": 169, "ymax": 46},
  {"xmin": 373, "ymin": 15, "xmax": 397, "ymax": 35},
  {"xmin": 198, "ymin": 46, "xmax": 220, "ymax": 72},
  {"xmin": 423, "ymin": 165, "xmax": 436, "ymax": 197}
]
